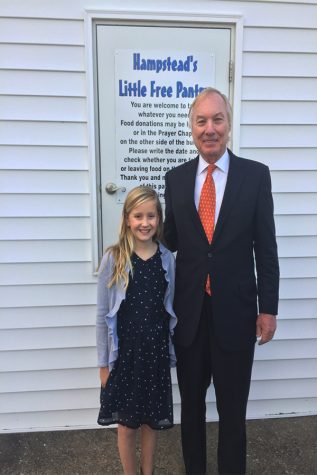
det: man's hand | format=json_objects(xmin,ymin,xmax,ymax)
[
  {"xmin": 100, "ymin": 367, "xmax": 110, "ymax": 387},
  {"xmin": 256, "ymin": 313, "xmax": 277, "ymax": 345}
]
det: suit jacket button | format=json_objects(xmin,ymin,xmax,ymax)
[{"xmin": 207, "ymin": 252, "xmax": 213, "ymax": 258}]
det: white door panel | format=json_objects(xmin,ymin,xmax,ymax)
[{"xmin": 94, "ymin": 23, "xmax": 231, "ymax": 251}]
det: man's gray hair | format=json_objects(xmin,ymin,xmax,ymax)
[{"xmin": 188, "ymin": 87, "xmax": 232, "ymax": 129}]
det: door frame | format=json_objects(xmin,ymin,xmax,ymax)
[{"xmin": 84, "ymin": 9, "xmax": 244, "ymax": 271}]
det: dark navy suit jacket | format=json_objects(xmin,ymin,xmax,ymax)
[{"xmin": 164, "ymin": 149, "xmax": 279, "ymax": 350}]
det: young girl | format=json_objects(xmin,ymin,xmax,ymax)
[{"xmin": 96, "ymin": 186, "xmax": 177, "ymax": 475}]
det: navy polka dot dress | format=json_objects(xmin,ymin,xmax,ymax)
[{"xmin": 98, "ymin": 247, "xmax": 173, "ymax": 430}]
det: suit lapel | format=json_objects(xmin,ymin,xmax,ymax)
[
  {"xmin": 212, "ymin": 152, "xmax": 246, "ymax": 244},
  {"xmin": 181, "ymin": 157, "xmax": 209, "ymax": 242},
  {"xmin": 181, "ymin": 153, "xmax": 246, "ymax": 245}
]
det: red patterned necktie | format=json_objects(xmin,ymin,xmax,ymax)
[{"xmin": 198, "ymin": 164, "xmax": 216, "ymax": 295}]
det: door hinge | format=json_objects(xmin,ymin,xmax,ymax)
[{"xmin": 229, "ymin": 60, "xmax": 234, "ymax": 83}]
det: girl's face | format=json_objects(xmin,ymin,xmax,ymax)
[{"xmin": 126, "ymin": 199, "xmax": 159, "ymax": 245}]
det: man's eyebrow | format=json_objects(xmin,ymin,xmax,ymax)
[{"xmin": 195, "ymin": 112, "xmax": 225, "ymax": 120}]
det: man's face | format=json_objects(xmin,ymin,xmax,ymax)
[{"xmin": 191, "ymin": 92, "xmax": 231, "ymax": 164}]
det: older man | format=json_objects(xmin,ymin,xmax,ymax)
[{"xmin": 164, "ymin": 88, "xmax": 279, "ymax": 474}]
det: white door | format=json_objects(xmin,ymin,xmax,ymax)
[{"xmin": 94, "ymin": 22, "xmax": 231, "ymax": 254}]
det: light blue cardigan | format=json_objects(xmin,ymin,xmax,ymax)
[{"xmin": 96, "ymin": 241, "xmax": 177, "ymax": 370}]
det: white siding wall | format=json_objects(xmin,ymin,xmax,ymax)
[
  {"xmin": 238, "ymin": 3, "xmax": 317, "ymax": 419},
  {"xmin": 0, "ymin": 0, "xmax": 316, "ymax": 431}
]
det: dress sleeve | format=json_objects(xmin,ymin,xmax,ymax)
[
  {"xmin": 96, "ymin": 253, "xmax": 112, "ymax": 367},
  {"xmin": 164, "ymin": 172, "xmax": 179, "ymax": 252}
]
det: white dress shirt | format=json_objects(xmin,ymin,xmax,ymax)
[{"xmin": 194, "ymin": 149, "xmax": 229, "ymax": 225}]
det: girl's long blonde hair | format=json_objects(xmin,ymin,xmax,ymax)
[{"xmin": 106, "ymin": 186, "xmax": 163, "ymax": 289}]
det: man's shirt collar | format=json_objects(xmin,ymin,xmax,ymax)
[{"xmin": 198, "ymin": 149, "xmax": 229, "ymax": 175}]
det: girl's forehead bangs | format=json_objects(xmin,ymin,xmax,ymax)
[{"xmin": 126, "ymin": 195, "xmax": 158, "ymax": 213}]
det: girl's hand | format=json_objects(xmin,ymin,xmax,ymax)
[{"xmin": 100, "ymin": 367, "xmax": 110, "ymax": 387}]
